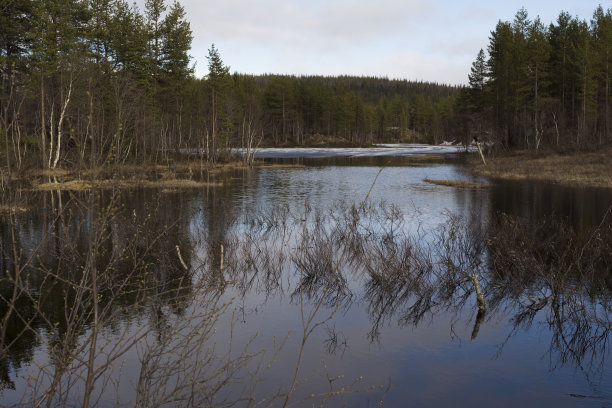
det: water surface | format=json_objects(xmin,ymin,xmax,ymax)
[{"xmin": 1, "ymin": 150, "xmax": 610, "ymax": 407}]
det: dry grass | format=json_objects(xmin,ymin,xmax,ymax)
[
  {"xmin": 37, "ymin": 168, "xmax": 71, "ymax": 177},
  {"xmin": 35, "ymin": 159, "xmax": 304, "ymax": 176},
  {"xmin": 402, "ymin": 154, "xmax": 450, "ymax": 164},
  {"xmin": 25, "ymin": 158, "xmax": 308, "ymax": 191},
  {"xmin": 0, "ymin": 205, "xmax": 29, "ymax": 214},
  {"xmin": 423, "ymin": 178, "xmax": 489, "ymax": 188},
  {"xmin": 206, "ymin": 162, "xmax": 305, "ymax": 173},
  {"xmin": 466, "ymin": 146, "xmax": 612, "ymax": 188},
  {"xmin": 34, "ymin": 178, "xmax": 222, "ymax": 191},
  {"xmin": 248, "ymin": 163, "xmax": 306, "ymax": 169}
]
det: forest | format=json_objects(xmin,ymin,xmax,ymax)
[
  {"xmin": 0, "ymin": 0, "xmax": 459, "ymax": 170},
  {"xmin": 1, "ymin": 1, "xmax": 611, "ymax": 171},
  {"xmin": 462, "ymin": 6, "xmax": 612, "ymax": 150}
]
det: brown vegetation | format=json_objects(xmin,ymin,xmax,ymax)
[
  {"xmin": 0, "ymin": 205, "xmax": 28, "ymax": 214},
  {"xmin": 33, "ymin": 178, "xmax": 222, "ymax": 191},
  {"xmin": 423, "ymin": 177, "xmax": 488, "ymax": 188},
  {"xmin": 24, "ymin": 159, "xmax": 306, "ymax": 191},
  {"xmin": 465, "ymin": 146, "xmax": 612, "ymax": 188}
]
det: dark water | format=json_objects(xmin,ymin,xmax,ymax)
[{"xmin": 1, "ymin": 155, "xmax": 611, "ymax": 407}]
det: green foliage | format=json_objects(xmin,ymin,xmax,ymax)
[
  {"xmin": 205, "ymin": 44, "xmax": 232, "ymax": 159},
  {"xmin": 160, "ymin": 1, "xmax": 193, "ymax": 80},
  {"xmin": 206, "ymin": 44, "xmax": 230, "ymax": 91},
  {"xmin": 110, "ymin": 0, "xmax": 149, "ymax": 77},
  {"xmin": 469, "ymin": 49, "xmax": 488, "ymax": 91},
  {"xmin": 0, "ymin": 0, "xmax": 34, "ymax": 70},
  {"xmin": 467, "ymin": 49, "xmax": 488, "ymax": 113},
  {"xmin": 467, "ymin": 6, "xmax": 612, "ymax": 149}
]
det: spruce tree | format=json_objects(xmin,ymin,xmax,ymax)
[
  {"xmin": 468, "ymin": 49, "xmax": 488, "ymax": 112},
  {"xmin": 487, "ymin": 20, "xmax": 513, "ymax": 146},
  {"xmin": 206, "ymin": 44, "xmax": 230, "ymax": 160}
]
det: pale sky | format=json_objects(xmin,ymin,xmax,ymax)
[{"xmin": 134, "ymin": 0, "xmax": 605, "ymax": 85}]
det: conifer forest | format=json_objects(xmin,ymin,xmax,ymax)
[{"xmin": 3, "ymin": 1, "xmax": 609, "ymax": 169}]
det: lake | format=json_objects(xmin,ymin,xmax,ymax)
[{"xmin": 1, "ymin": 146, "xmax": 611, "ymax": 407}]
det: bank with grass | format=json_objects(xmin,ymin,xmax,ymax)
[{"xmin": 464, "ymin": 146, "xmax": 612, "ymax": 189}]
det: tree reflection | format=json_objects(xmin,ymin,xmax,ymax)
[
  {"xmin": 0, "ymin": 188, "xmax": 198, "ymax": 404},
  {"xmin": 487, "ymin": 210, "xmax": 611, "ymax": 380},
  {"xmin": 1, "ymin": 187, "xmax": 610, "ymax": 405},
  {"xmin": 230, "ymin": 201, "xmax": 611, "ymax": 380}
]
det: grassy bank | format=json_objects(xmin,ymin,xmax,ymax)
[
  {"xmin": 0, "ymin": 158, "xmax": 306, "ymax": 193},
  {"xmin": 34, "ymin": 178, "xmax": 223, "ymax": 191},
  {"xmin": 465, "ymin": 146, "xmax": 612, "ymax": 189}
]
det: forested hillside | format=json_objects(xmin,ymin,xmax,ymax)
[
  {"xmin": 0, "ymin": 0, "xmax": 458, "ymax": 170},
  {"xmin": 237, "ymin": 74, "xmax": 458, "ymax": 146},
  {"xmin": 462, "ymin": 6, "xmax": 612, "ymax": 150}
]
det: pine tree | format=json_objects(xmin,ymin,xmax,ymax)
[
  {"xmin": 111, "ymin": 0, "xmax": 149, "ymax": 78},
  {"xmin": 88, "ymin": 0, "xmax": 114, "ymax": 68},
  {"xmin": 0, "ymin": 0, "xmax": 33, "ymax": 73},
  {"xmin": 487, "ymin": 20, "xmax": 513, "ymax": 146},
  {"xmin": 567, "ymin": 17, "xmax": 596, "ymax": 143},
  {"xmin": 145, "ymin": 0, "xmax": 166, "ymax": 91},
  {"xmin": 510, "ymin": 8, "xmax": 531, "ymax": 146},
  {"xmin": 160, "ymin": 1, "xmax": 193, "ymax": 81},
  {"xmin": 206, "ymin": 44, "xmax": 230, "ymax": 161},
  {"xmin": 526, "ymin": 17, "xmax": 550, "ymax": 149},
  {"xmin": 591, "ymin": 6, "xmax": 612, "ymax": 142},
  {"xmin": 549, "ymin": 11, "xmax": 573, "ymax": 141}
]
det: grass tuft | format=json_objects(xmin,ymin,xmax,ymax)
[
  {"xmin": 0, "ymin": 205, "xmax": 29, "ymax": 214},
  {"xmin": 423, "ymin": 178, "xmax": 488, "ymax": 188},
  {"xmin": 34, "ymin": 179, "xmax": 222, "ymax": 191}
]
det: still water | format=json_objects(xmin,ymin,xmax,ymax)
[{"xmin": 1, "ymin": 152, "xmax": 611, "ymax": 407}]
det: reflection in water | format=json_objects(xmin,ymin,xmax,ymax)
[
  {"xmin": 490, "ymin": 179, "xmax": 612, "ymax": 231},
  {"xmin": 0, "ymin": 160, "xmax": 611, "ymax": 407},
  {"xmin": 486, "ymin": 211, "xmax": 612, "ymax": 382},
  {"xmin": 226, "ymin": 197, "xmax": 611, "ymax": 404},
  {"xmin": 0, "ymin": 189, "xmax": 199, "ymax": 406}
]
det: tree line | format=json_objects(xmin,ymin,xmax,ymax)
[
  {"xmin": 462, "ymin": 6, "xmax": 612, "ymax": 150},
  {"xmin": 1, "ymin": 0, "xmax": 459, "ymax": 169},
  {"xmin": 4, "ymin": 1, "xmax": 610, "ymax": 171},
  {"xmin": 232, "ymin": 74, "xmax": 458, "ymax": 147},
  {"xmin": 1, "ymin": 0, "xmax": 194, "ymax": 169}
]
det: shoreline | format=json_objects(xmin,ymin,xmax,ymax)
[
  {"xmin": 4, "ymin": 159, "xmax": 306, "ymax": 193},
  {"xmin": 5, "ymin": 145, "xmax": 611, "ymax": 192},
  {"xmin": 463, "ymin": 146, "xmax": 612, "ymax": 189}
]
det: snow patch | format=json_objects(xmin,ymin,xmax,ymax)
[{"xmin": 226, "ymin": 144, "xmax": 472, "ymax": 159}]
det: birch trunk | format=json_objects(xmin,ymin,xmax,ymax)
[{"xmin": 52, "ymin": 79, "xmax": 72, "ymax": 169}]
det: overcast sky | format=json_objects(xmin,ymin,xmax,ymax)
[{"xmin": 134, "ymin": 0, "xmax": 605, "ymax": 85}]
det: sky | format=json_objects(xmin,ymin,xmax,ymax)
[{"xmin": 134, "ymin": 0, "xmax": 606, "ymax": 85}]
